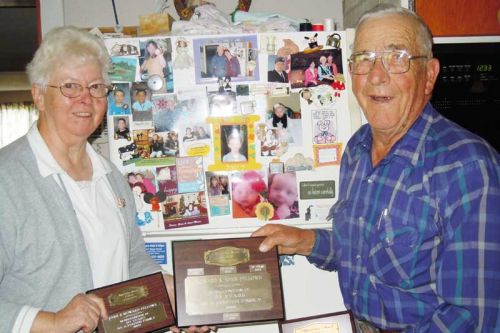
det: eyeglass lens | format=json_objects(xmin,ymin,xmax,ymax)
[
  {"xmin": 59, "ymin": 83, "xmax": 110, "ymax": 98},
  {"xmin": 350, "ymin": 51, "xmax": 411, "ymax": 74}
]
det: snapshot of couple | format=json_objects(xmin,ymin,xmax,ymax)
[{"xmin": 194, "ymin": 35, "xmax": 259, "ymax": 83}]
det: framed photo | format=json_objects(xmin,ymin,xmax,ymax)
[
  {"xmin": 313, "ymin": 143, "xmax": 342, "ymax": 167},
  {"xmin": 207, "ymin": 115, "xmax": 261, "ymax": 172},
  {"xmin": 193, "ymin": 35, "xmax": 259, "ymax": 84},
  {"xmin": 279, "ymin": 311, "xmax": 355, "ymax": 333}
]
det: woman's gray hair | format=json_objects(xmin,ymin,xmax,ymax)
[
  {"xmin": 26, "ymin": 26, "xmax": 111, "ymax": 87},
  {"xmin": 355, "ymin": 4, "xmax": 434, "ymax": 57}
]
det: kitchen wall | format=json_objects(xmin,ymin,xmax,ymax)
[{"xmin": 41, "ymin": 0, "xmax": 343, "ymax": 36}]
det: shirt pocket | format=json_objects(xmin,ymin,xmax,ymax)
[
  {"xmin": 367, "ymin": 195, "xmax": 440, "ymax": 288},
  {"xmin": 330, "ymin": 199, "xmax": 361, "ymax": 261}
]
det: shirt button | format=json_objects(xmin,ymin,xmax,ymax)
[
  {"xmin": 367, "ymin": 177, "xmax": 373, "ymax": 183},
  {"xmin": 358, "ymin": 216, "xmax": 365, "ymax": 223},
  {"xmin": 352, "ymin": 290, "xmax": 358, "ymax": 296},
  {"xmin": 369, "ymin": 275, "xmax": 376, "ymax": 283},
  {"xmin": 356, "ymin": 254, "xmax": 361, "ymax": 260}
]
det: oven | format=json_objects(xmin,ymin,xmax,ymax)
[{"xmin": 431, "ymin": 36, "xmax": 500, "ymax": 151}]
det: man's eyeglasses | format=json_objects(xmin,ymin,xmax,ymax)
[
  {"xmin": 47, "ymin": 82, "xmax": 113, "ymax": 98},
  {"xmin": 348, "ymin": 50, "xmax": 427, "ymax": 75}
]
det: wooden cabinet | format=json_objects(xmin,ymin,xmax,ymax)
[{"xmin": 416, "ymin": 0, "xmax": 500, "ymax": 36}]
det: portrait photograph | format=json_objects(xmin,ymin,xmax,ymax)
[
  {"xmin": 221, "ymin": 125, "xmax": 248, "ymax": 163},
  {"xmin": 289, "ymin": 49, "xmax": 343, "ymax": 89},
  {"xmin": 131, "ymin": 82, "xmax": 154, "ymax": 124},
  {"xmin": 113, "ymin": 116, "xmax": 131, "ymax": 141},
  {"xmin": 193, "ymin": 35, "xmax": 259, "ymax": 84},
  {"xmin": 230, "ymin": 170, "xmax": 268, "ymax": 219},
  {"xmin": 139, "ymin": 38, "xmax": 173, "ymax": 93},
  {"xmin": 108, "ymin": 83, "xmax": 131, "ymax": 116},
  {"xmin": 266, "ymin": 92, "xmax": 302, "ymax": 146}
]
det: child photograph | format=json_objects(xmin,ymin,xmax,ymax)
[
  {"xmin": 113, "ymin": 117, "xmax": 131, "ymax": 141},
  {"xmin": 221, "ymin": 125, "xmax": 248, "ymax": 163},
  {"xmin": 231, "ymin": 170, "xmax": 267, "ymax": 218},
  {"xmin": 108, "ymin": 83, "xmax": 131, "ymax": 115},
  {"xmin": 131, "ymin": 83, "xmax": 154, "ymax": 124},
  {"xmin": 268, "ymin": 172, "xmax": 299, "ymax": 220},
  {"xmin": 265, "ymin": 93, "xmax": 302, "ymax": 146},
  {"xmin": 139, "ymin": 38, "xmax": 173, "ymax": 93}
]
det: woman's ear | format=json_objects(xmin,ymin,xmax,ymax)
[{"xmin": 31, "ymin": 85, "xmax": 45, "ymax": 113}]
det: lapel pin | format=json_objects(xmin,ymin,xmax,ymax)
[{"xmin": 117, "ymin": 197, "xmax": 126, "ymax": 208}]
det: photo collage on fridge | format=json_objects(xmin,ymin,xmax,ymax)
[{"xmin": 104, "ymin": 31, "xmax": 349, "ymax": 231}]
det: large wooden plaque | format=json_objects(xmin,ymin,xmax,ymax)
[
  {"xmin": 172, "ymin": 237, "xmax": 284, "ymax": 327},
  {"xmin": 87, "ymin": 272, "xmax": 175, "ymax": 333}
]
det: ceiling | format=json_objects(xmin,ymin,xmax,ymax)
[{"xmin": 0, "ymin": 2, "xmax": 38, "ymax": 72}]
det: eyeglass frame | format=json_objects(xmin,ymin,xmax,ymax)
[
  {"xmin": 348, "ymin": 50, "xmax": 428, "ymax": 75},
  {"xmin": 46, "ymin": 82, "xmax": 114, "ymax": 98}
]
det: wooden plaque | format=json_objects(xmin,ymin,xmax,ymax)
[
  {"xmin": 87, "ymin": 272, "xmax": 175, "ymax": 333},
  {"xmin": 172, "ymin": 237, "xmax": 284, "ymax": 327},
  {"xmin": 279, "ymin": 311, "xmax": 356, "ymax": 333}
]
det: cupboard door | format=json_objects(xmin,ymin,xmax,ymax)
[{"xmin": 416, "ymin": 0, "xmax": 500, "ymax": 36}]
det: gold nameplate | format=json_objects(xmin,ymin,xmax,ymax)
[
  {"xmin": 108, "ymin": 286, "xmax": 149, "ymax": 307},
  {"xmin": 102, "ymin": 302, "xmax": 167, "ymax": 333},
  {"xmin": 184, "ymin": 272, "xmax": 273, "ymax": 316},
  {"xmin": 294, "ymin": 322, "xmax": 340, "ymax": 333},
  {"xmin": 204, "ymin": 246, "xmax": 250, "ymax": 267}
]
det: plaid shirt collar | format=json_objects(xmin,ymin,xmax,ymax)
[{"xmin": 351, "ymin": 103, "xmax": 436, "ymax": 167}]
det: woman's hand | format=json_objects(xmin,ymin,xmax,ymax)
[{"xmin": 31, "ymin": 293, "xmax": 107, "ymax": 333}]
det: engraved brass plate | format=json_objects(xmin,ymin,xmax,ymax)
[
  {"xmin": 184, "ymin": 272, "xmax": 272, "ymax": 316},
  {"xmin": 102, "ymin": 302, "xmax": 167, "ymax": 333},
  {"xmin": 108, "ymin": 286, "xmax": 149, "ymax": 307},
  {"xmin": 204, "ymin": 246, "xmax": 250, "ymax": 267},
  {"xmin": 294, "ymin": 322, "xmax": 340, "ymax": 333}
]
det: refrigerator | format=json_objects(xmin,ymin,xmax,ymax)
[{"xmin": 101, "ymin": 28, "xmax": 362, "ymax": 332}]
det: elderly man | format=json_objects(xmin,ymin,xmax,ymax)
[
  {"xmin": 253, "ymin": 5, "xmax": 500, "ymax": 332},
  {"xmin": 268, "ymin": 56, "xmax": 289, "ymax": 83}
]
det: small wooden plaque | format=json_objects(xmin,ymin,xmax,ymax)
[
  {"xmin": 279, "ymin": 311, "xmax": 356, "ymax": 333},
  {"xmin": 87, "ymin": 272, "xmax": 175, "ymax": 333},
  {"xmin": 172, "ymin": 237, "xmax": 284, "ymax": 327}
]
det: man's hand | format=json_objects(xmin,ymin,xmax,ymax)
[
  {"xmin": 163, "ymin": 273, "xmax": 216, "ymax": 333},
  {"xmin": 32, "ymin": 293, "xmax": 107, "ymax": 333},
  {"xmin": 251, "ymin": 224, "xmax": 316, "ymax": 256}
]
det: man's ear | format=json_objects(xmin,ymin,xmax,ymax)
[
  {"xmin": 31, "ymin": 85, "xmax": 45, "ymax": 113},
  {"xmin": 424, "ymin": 58, "xmax": 440, "ymax": 95}
]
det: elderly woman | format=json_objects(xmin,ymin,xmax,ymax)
[{"xmin": 0, "ymin": 27, "xmax": 209, "ymax": 333}]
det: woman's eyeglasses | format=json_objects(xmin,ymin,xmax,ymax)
[{"xmin": 47, "ymin": 82, "xmax": 113, "ymax": 98}]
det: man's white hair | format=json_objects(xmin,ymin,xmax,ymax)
[{"xmin": 355, "ymin": 4, "xmax": 434, "ymax": 57}]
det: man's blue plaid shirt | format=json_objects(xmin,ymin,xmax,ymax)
[{"xmin": 308, "ymin": 103, "xmax": 500, "ymax": 332}]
